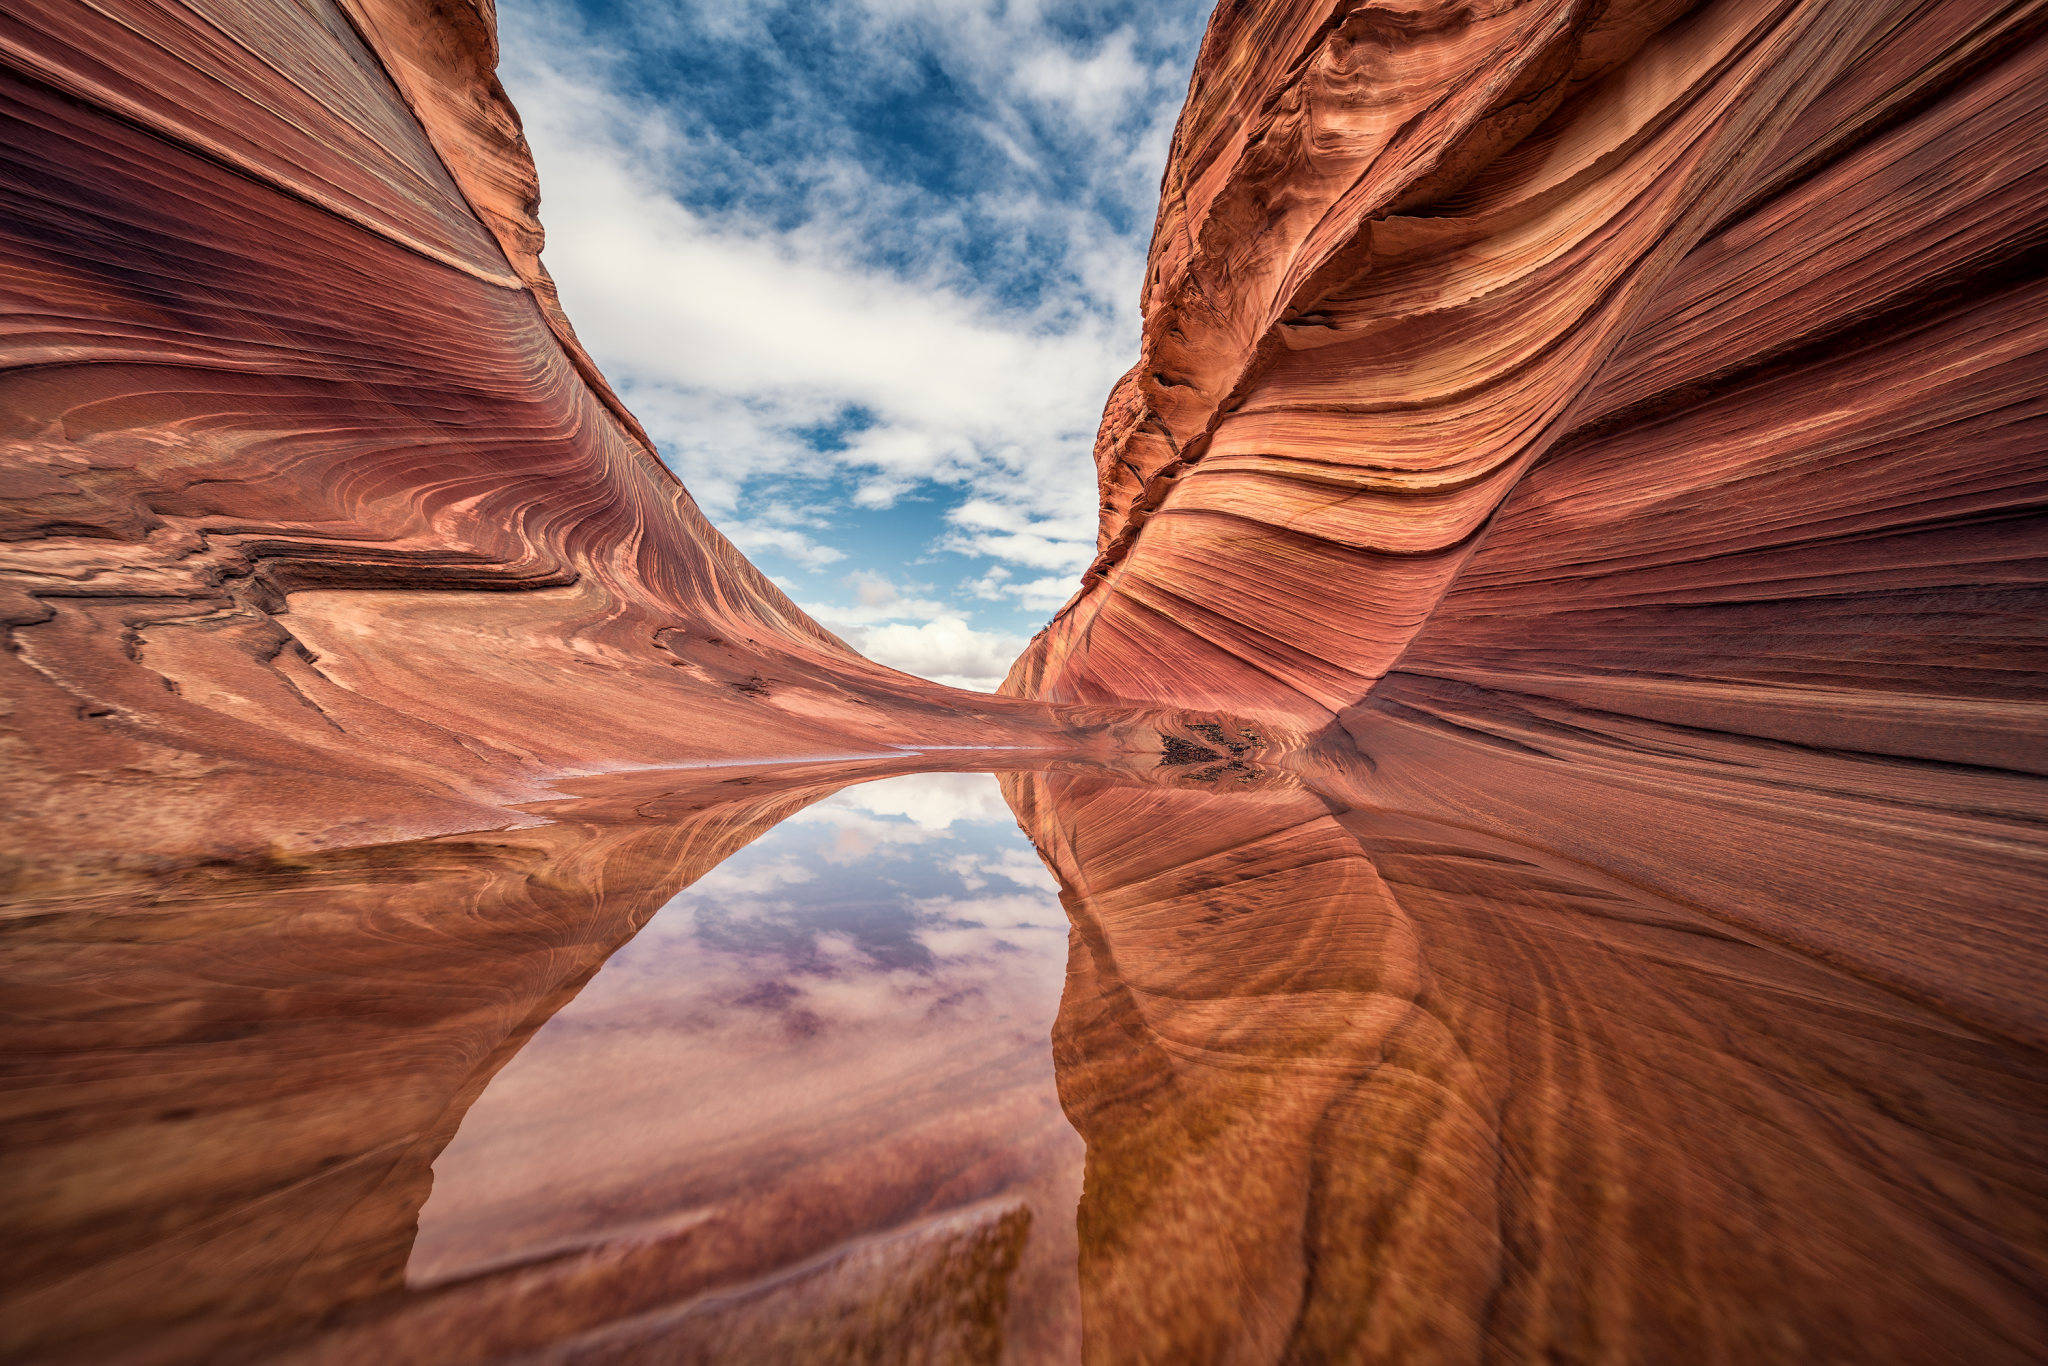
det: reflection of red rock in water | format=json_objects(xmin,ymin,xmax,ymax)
[
  {"xmin": 1, "ymin": 757, "xmax": 784, "ymax": 1359},
  {"xmin": 1, "ymin": 756, "xmax": 1066, "ymax": 1363},
  {"xmin": 1005, "ymin": 760, "xmax": 2048, "ymax": 1363},
  {"xmin": 0, "ymin": 0, "xmax": 1069, "ymax": 893}
]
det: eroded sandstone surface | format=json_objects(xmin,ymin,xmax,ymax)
[
  {"xmin": 4, "ymin": 0, "xmax": 2047, "ymax": 1362},
  {"xmin": 996, "ymin": 9, "xmax": 2048, "ymax": 1353},
  {"xmin": 1010, "ymin": 0, "xmax": 2048, "ymax": 743},
  {"xmin": 0, "ymin": 0, "xmax": 1071, "ymax": 897}
]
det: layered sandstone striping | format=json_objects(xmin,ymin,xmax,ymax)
[
  {"xmin": 0, "ymin": 0, "xmax": 1067, "ymax": 893},
  {"xmin": 996, "ymin": 10, "xmax": 2048, "ymax": 1354},
  {"xmin": 1009, "ymin": 0, "xmax": 2048, "ymax": 756},
  {"xmin": 1006, "ymin": 0, "xmax": 2048, "ymax": 1073}
]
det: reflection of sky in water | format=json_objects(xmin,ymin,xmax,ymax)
[
  {"xmin": 411, "ymin": 771, "xmax": 1076, "ymax": 1284},
  {"xmin": 685, "ymin": 771, "xmax": 1061, "ymax": 987}
]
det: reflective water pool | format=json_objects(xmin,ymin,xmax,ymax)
[
  {"xmin": 411, "ymin": 772, "xmax": 1086, "ymax": 1357},
  {"xmin": 6, "ymin": 740, "xmax": 2045, "ymax": 1363}
]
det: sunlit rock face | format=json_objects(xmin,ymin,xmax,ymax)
[
  {"xmin": 992, "ymin": 8, "xmax": 2048, "ymax": 1354},
  {"xmin": 1009, "ymin": 0, "xmax": 2048, "ymax": 754},
  {"xmin": 0, "ymin": 0, "xmax": 1065, "ymax": 893}
]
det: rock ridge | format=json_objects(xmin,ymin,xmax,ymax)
[
  {"xmin": 1005, "ymin": 0, "xmax": 2048, "ymax": 769},
  {"xmin": 0, "ymin": 0, "xmax": 1071, "ymax": 889}
]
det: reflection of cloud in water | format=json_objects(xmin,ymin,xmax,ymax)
[
  {"xmin": 917, "ymin": 892, "xmax": 1065, "ymax": 930},
  {"xmin": 780, "ymin": 774, "xmax": 1029, "ymax": 862},
  {"xmin": 686, "ymin": 855, "xmax": 818, "ymax": 898},
  {"xmin": 677, "ymin": 772, "xmax": 1057, "ymax": 978},
  {"xmin": 413, "ymin": 769, "xmax": 1077, "ymax": 1285},
  {"xmin": 947, "ymin": 847, "xmax": 1058, "ymax": 893},
  {"xmin": 836, "ymin": 771, "xmax": 1016, "ymax": 829},
  {"xmin": 694, "ymin": 898, "xmax": 939, "ymax": 974}
]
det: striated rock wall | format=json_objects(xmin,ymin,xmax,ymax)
[
  {"xmin": 997, "ymin": 12, "xmax": 2048, "ymax": 1351},
  {"xmin": 1005, "ymin": 0, "xmax": 2048, "ymax": 1063},
  {"xmin": 1008, "ymin": 0, "xmax": 2048, "ymax": 771},
  {"xmin": 0, "ymin": 0, "xmax": 1064, "ymax": 892}
]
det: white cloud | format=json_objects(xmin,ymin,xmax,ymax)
[
  {"xmin": 963, "ymin": 565, "xmax": 1070, "ymax": 613},
  {"xmin": 502, "ymin": 23, "xmax": 1124, "ymax": 547},
  {"xmin": 493, "ymin": 0, "xmax": 1205, "ymax": 667},
  {"xmin": 723, "ymin": 524, "xmax": 846, "ymax": 570},
  {"xmin": 843, "ymin": 771, "xmax": 1013, "ymax": 829},
  {"xmin": 851, "ymin": 616, "xmax": 1025, "ymax": 692},
  {"xmin": 922, "ymin": 672, "xmax": 1008, "ymax": 693},
  {"xmin": 938, "ymin": 528, "xmax": 1092, "ymax": 573},
  {"xmin": 807, "ymin": 571, "xmax": 954, "ymax": 634},
  {"xmin": 1016, "ymin": 29, "xmax": 1148, "ymax": 126},
  {"xmin": 938, "ymin": 496, "xmax": 1095, "ymax": 575},
  {"xmin": 1009, "ymin": 576, "xmax": 1077, "ymax": 612},
  {"xmin": 851, "ymin": 570, "xmax": 898, "ymax": 608}
]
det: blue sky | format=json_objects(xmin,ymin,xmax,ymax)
[{"xmin": 497, "ymin": 0, "xmax": 1207, "ymax": 689}]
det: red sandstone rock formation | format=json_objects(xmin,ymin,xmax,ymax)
[
  {"xmin": 1014, "ymin": 0, "xmax": 2048, "ymax": 1220},
  {"xmin": 1009, "ymin": 0, "xmax": 2048, "ymax": 755},
  {"xmin": 993, "ymin": 8, "xmax": 2048, "ymax": 1356},
  {"xmin": 1003, "ymin": 0, "xmax": 2048, "ymax": 1089},
  {"xmin": 6, "ymin": 0, "xmax": 2048, "ymax": 1361},
  {"xmin": 0, "ymin": 0, "xmax": 1067, "ymax": 893}
]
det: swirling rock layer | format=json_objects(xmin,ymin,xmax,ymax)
[
  {"xmin": 1010, "ymin": 0, "xmax": 2048, "ymax": 756},
  {"xmin": 0, "ymin": 0, "xmax": 1067, "ymax": 891},
  {"xmin": 998, "ymin": 6, "xmax": 2048, "ymax": 1355},
  {"xmin": 1000, "ymin": 0, "xmax": 2048, "ymax": 1137}
]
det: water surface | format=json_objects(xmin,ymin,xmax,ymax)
[
  {"xmin": 411, "ymin": 772, "xmax": 1085, "ymax": 1357},
  {"xmin": 4, "ymin": 740, "xmax": 2045, "ymax": 1363}
]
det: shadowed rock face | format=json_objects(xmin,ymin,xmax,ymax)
[{"xmin": 0, "ymin": 0, "xmax": 1070, "ymax": 895}]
